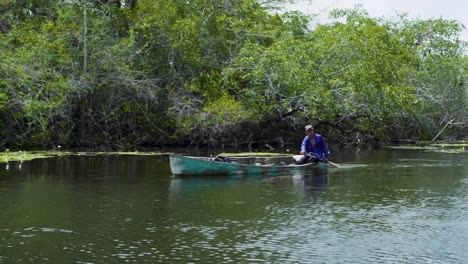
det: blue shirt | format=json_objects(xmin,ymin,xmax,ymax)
[{"xmin": 301, "ymin": 133, "xmax": 329, "ymax": 160}]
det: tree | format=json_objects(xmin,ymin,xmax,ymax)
[{"xmin": 394, "ymin": 18, "xmax": 466, "ymax": 139}]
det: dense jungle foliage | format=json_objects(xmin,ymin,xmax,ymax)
[{"xmin": 0, "ymin": 0, "xmax": 466, "ymax": 149}]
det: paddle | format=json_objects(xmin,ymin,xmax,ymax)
[{"xmin": 293, "ymin": 153, "xmax": 341, "ymax": 168}]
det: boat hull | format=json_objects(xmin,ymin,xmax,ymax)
[{"xmin": 170, "ymin": 155, "xmax": 323, "ymax": 176}]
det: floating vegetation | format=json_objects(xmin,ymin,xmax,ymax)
[
  {"xmin": 0, "ymin": 150, "xmax": 172, "ymax": 164},
  {"xmin": 385, "ymin": 146, "xmax": 439, "ymax": 150},
  {"xmin": 429, "ymin": 143, "xmax": 468, "ymax": 148},
  {"xmin": 219, "ymin": 152, "xmax": 290, "ymax": 157},
  {"xmin": 385, "ymin": 141, "xmax": 467, "ymax": 154}
]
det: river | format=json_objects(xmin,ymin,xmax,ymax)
[{"xmin": 0, "ymin": 146, "xmax": 467, "ymax": 263}]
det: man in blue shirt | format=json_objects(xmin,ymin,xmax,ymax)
[{"xmin": 297, "ymin": 125, "xmax": 329, "ymax": 164}]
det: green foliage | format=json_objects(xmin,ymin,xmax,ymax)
[
  {"xmin": 202, "ymin": 93, "xmax": 253, "ymax": 124},
  {"xmin": 0, "ymin": 1, "xmax": 465, "ymax": 148},
  {"xmin": 389, "ymin": 17, "xmax": 467, "ymax": 138}
]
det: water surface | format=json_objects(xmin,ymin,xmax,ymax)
[{"xmin": 0, "ymin": 147, "xmax": 466, "ymax": 263}]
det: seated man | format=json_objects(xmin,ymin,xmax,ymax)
[{"xmin": 297, "ymin": 125, "xmax": 329, "ymax": 164}]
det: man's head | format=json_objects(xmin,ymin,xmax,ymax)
[{"xmin": 304, "ymin": 125, "xmax": 314, "ymax": 134}]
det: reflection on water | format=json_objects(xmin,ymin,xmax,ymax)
[{"xmin": 0, "ymin": 149, "xmax": 467, "ymax": 263}]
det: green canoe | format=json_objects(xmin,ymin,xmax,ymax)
[{"xmin": 169, "ymin": 155, "xmax": 325, "ymax": 176}]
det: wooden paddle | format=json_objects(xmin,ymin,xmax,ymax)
[{"xmin": 293, "ymin": 153, "xmax": 341, "ymax": 168}]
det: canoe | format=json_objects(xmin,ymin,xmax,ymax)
[{"xmin": 169, "ymin": 155, "xmax": 324, "ymax": 176}]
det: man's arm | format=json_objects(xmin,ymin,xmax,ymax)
[{"xmin": 300, "ymin": 136, "xmax": 307, "ymax": 154}]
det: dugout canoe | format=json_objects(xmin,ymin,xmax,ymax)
[{"xmin": 169, "ymin": 155, "xmax": 324, "ymax": 176}]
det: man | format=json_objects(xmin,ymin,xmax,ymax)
[{"xmin": 297, "ymin": 125, "xmax": 329, "ymax": 164}]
